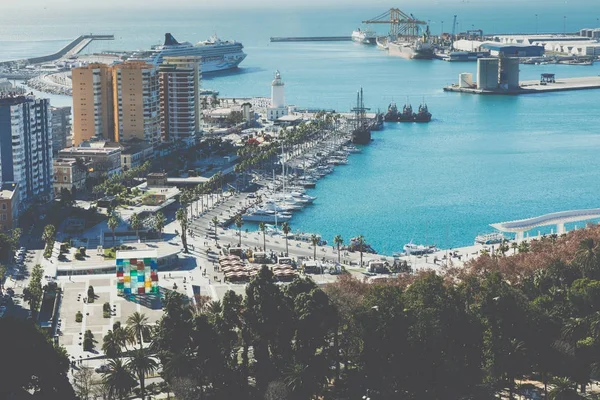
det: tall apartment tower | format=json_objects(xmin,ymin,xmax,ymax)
[
  {"xmin": 72, "ymin": 63, "xmax": 114, "ymax": 145},
  {"xmin": 113, "ymin": 61, "xmax": 161, "ymax": 146},
  {"xmin": 0, "ymin": 94, "xmax": 53, "ymax": 207},
  {"xmin": 50, "ymin": 106, "xmax": 71, "ymax": 154},
  {"xmin": 159, "ymin": 56, "xmax": 202, "ymax": 145}
]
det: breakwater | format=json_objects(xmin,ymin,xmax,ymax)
[{"xmin": 270, "ymin": 36, "xmax": 352, "ymax": 42}]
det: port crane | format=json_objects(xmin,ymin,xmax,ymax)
[
  {"xmin": 362, "ymin": 8, "xmax": 427, "ymax": 37},
  {"xmin": 450, "ymin": 14, "xmax": 457, "ymax": 50}
]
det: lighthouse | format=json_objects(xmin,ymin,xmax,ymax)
[{"xmin": 267, "ymin": 70, "xmax": 288, "ymax": 121}]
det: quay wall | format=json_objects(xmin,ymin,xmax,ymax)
[{"xmin": 270, "ymin": 36, "xmax": 352, "ymax": 42}]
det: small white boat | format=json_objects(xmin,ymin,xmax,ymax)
[
  {"xmin": 352, "ymin": 28, "xmax": 377, "ymax": 45},
  {"xmin": 403, "ymin": 241, "xmax": 438, "ymax": 255},
  {"xmin": 474, "ymin": 232, "xmax": 505, "ymax": 245},
  {"xmin": 243, "ymin": 208, "xmax": 291, "ymax": 223}
]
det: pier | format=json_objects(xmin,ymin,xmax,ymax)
[
  {"xmin": 443, "ymin": 76, "xmax": 600, "ymax": 95},
  {"xmin": 0, "ymin": 34, "xmax": 115, "ymax": 66},
  {"xmin": 270, "ymin": 36, "xmax": 351, "ymax": 42}
]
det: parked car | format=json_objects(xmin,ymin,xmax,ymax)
[{"xmin": 95, "ymin": 364, "xmax": 110, "ymax": 373}]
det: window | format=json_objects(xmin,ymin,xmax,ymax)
[{"xmin": 1, "ymin": 204, "xmax": 5, "ymax": 210}]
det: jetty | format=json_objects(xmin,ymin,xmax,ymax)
[
  {"xmin": 270, "ymin": 36, "xmax": 351, "ymax": 42},
  {"xmin": 444, "ymin": 75, "xmax": 600, "ymax": 95},
  {"xmin": 0, "ymin": 34, "xmax": 114, "ymax": 67}
]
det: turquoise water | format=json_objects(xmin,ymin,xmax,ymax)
[{"xmin": 2, "ymin": 4, "xmax": 600, "ymax": 253}]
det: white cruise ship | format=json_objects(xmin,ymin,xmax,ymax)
[
  {"xmin": 134, "ymin": 33, "xmax": 247, "ymax": 73},
  {"xmin": 351, "ymin": 28, "xmax": 377, "ymax": 45}
]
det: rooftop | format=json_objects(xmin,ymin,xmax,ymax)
[
  {"xmin": 116, "ymin": 249, "xmax": 158, "ymax": 260},
  {"xmin": 0, "ymin": 182, "xmax": 17, "ymax": 200}
]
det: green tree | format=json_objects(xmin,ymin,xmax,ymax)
[
  {"xmin": 107, "ymin": 214, "xmax": 119, "ymax": 246},
  {"xmin": 334, "ymin": 235, "xmax": 344, "ymax": 264},
  {"xmin": 23, "ymin": 263, "xmax": 44, "ymax": 314},
  {"xmin": 127, "ymin": 348, "xmax": 158, "ymax": 399},
  {"xmin": 127, "ymin": 311, "xmax": 152, "ymax": 349},
  {"xmin": 0, "ymin": 318, "xmax": 76, "ymax": 399},
  {"xmin": 259, "ymin": 222, "xmax": 267, "ymax": 251},
  {"xmin": 548, "ymin": 377, "xmax": 582, "ymax": 400},
  {"xmin": 0, "ymin": 264, "xmax": 7, "ymax": 291},
  {"xmin": 102, "ymin": 358, "xmax": 137, "ymax": 400},
  {"xmin": 42, "ymin": 224, "xmax": 56, "ymax": 251},
  {"xmin": 235, "ymin": 214, "xmax": 244, "ymax": 247},
  {"xmin": 282, "ymin": 222, "xmax": 291, "ymax": 256},
  {"xmin": 154, "ymin": 211, "xmax": 166, "ymax": 237},
  {"xmin": 176, "ymin": 208, "xmax": 189, "ymax": 253},
  {"xmin": 575, "ymin": 238, "xmax": 600, "ymax": 279},
  {"xmin": 102, "ymin": 329, "xmax": 123, "ymax": 358},
  {"xmin": 130, "ymin": 213, "xmax": 142, "ymax": 240},
  {"xmin": 511, "ymin": 242, "xmax": 518, "ymax": 254}
]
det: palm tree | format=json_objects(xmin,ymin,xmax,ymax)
[
  {"xmin": 154, "ymin": 212, "xmax": 166, "ymax": 237},
  {"xmin": 176, "ymin": 208, "xmax": 189, "ymax": 253},
  {"xmin": 357, "ymin": 235, "xmax": 365, "ymax": 267},
  {"xmin": 576, "ymin": 238, "xmax": 599, "ymax": 278},
  {"xmin": 259, "ymin": 222, "xmax": 267, "ymax": 251},
  {"xmin": 107, "ymin": 214, "xmax": 119, "ymax": 246},
  {"xmin": 127, "ymin": 348, "xmax": 158, "ymax": 399},
  {"xmin": 548, "ymin": 377, "xmax": 581, "ymax": 400},
  {"xmin": 102, "ymin": 330, "xmax": 123, "ymax": 358},
  {"xmin": 130, "ymin": 213, "xmax": 142, "ymax": 241},
  {"xmin": 282, "ymin": 222, "xmax": 291, "ymax": 256},
  {"xmin": 212, "ymin": 216, "xmax": 219, "ymax": 244},
  {"xmin": 235, "ymin": 215, "xmax": 244, "ymax": 247},
  {"xmin": 310, "ymin": 234, "xmax": 319, "ymax": 261},
  {"xmin": 334, "ymin": 235, "xmax": 343, "ymax": 264},
  {"xmin": 102, "ymin": 358, "xmax": 136, "ymax": 400},
  {"xmin": 511, "ymin": 242, "xmax": 518, "ymax": 255},
  {"xmin": 127, "ymin": 312, "xmax": 152, "ymax": 349}
]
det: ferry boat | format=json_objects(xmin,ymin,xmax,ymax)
[
  {"xmin": 351, "ymin": 28, "xmax": 377, "ymax": 45},
  {"xmin": 134, "ymin": 33, "xmax": 247, "ymax": 73},
  {"xmin": 403, "ymin": 241, "xmax": 438, "ymax": 255},
  {"xmin": 384, "ymin": 102, "xmax": 399, "ymax": 122},
  {"xmin": 474, "ymin": 232, "xmax": 506, "ymax": 245},
  {"xmin": 414, "ymin": 103, "xmax": 432, "ymax": 122}
]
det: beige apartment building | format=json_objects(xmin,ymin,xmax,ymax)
[
  {"xmin": 113, "ymin": 61, "xmax": 161, "ymax": 146},
  {"xmin": 72, "ymin": 63, "xmax": 114, "ymax": 145},
  {"xmin": 52, "ymin": 158, "xmax": 88, "ymax": 196},
  {"xmin": 159, "ymin": 56, "xmax": 202, "ymax": 145},
  {"xmin": 71, "ymin": 61, "xmax": 160, "ymax": 147}
]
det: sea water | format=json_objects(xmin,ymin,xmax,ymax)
[{"xmin": 2, "ymin": 3, "xmax": 600, "ymax": 253}]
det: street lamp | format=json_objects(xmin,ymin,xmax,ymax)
[
  {"xmin": 563, "ymin": 16, "xmax": 566, "ymax": 35},
  {"xmin": 535, "ymin": 14, "xmax": 538, "ymax": 34},
  {"xmin": 441, "ymin": 20, "xmax": 444, "ymax": 35}
]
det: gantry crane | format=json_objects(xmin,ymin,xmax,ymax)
[{"xmin": 362, "ymin": 8, "xmax": 427, "ymax": 38}]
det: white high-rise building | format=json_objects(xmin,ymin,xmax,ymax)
[
  {"xmin": 159, "ymin": 56, "xmax": 202, "ymax": 145},
  {"xmin": 267, "ymin": 70, "xmax": 288, "ymax": 121},
  {"xmin": 0, "ymin": 94, "xmax": 53, "ymax": 208}
]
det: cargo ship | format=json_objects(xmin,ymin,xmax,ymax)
[
  {"xmin": 388, "ymin": 40, "xmax": 434, "ymax": 60},
  {"xmin": 351, "ymin": 28, "xmax": 377, "ymax": 45}
]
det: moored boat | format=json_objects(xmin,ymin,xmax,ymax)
[
  {"xmin": 474, "ymin": 232, "xmax": 506, "ymax": 245},
  {"xmin": 398, "ymin": 103, "xmax": 414, "ymax": 122},
  {"xmin": 384, "ymin": 102, "xmax": 399, "ymax": 122},
  {"xmin": 414, "ymin": 103, "xmax": 432, "ymax": 122}
]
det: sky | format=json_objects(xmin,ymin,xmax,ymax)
[{"xmin": 5, "ymin": 0, "xmax": 593, "ymax": 10}]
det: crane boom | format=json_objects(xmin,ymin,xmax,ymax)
[
  {"xmin": 451, "ymin": 14, "xmax": 457, "ymax": 50},
  {"xmin": 362, "ymin": 8, "xmax": 427, "ymax": 37}
]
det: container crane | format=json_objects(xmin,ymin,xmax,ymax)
[{"xmin": 362, "ymin": 8, "xmax": 427, "ymax": 38}]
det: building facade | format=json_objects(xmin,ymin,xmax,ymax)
[
  {"xmin": 50, "ymin": 106, "xmax": 71, "ymax": 154},
  {"xmin": 159, "ymin": 56, "xmax": 202, "ymax": 145},
  {"xmin": 0, "ymin": 94, "xmax": 53, "ymax": 208},
  {"xmin": 52, "ymin": 158, "xmax": 88, "ymax": 197},
  {"xmin": 0, "ymin": 182, "xmax": 19, "ymax": 231},
  {"xmin": 113, "ymin": 61, "xmax": 161, "ymax": 146},
  {"xmin": 58, "ymin": 141, "xmax": 122, "ymax": 178},
  {"xmin": 72, "ymin": 63, "xmax": 115, "ymax": 145},
  {"xmin": 120, "ymin": 138, "xmax": 153, "ymax": 171},
  {"xmin": 267, "ymin": 70, "xmax": 288, "ymax": 121}
]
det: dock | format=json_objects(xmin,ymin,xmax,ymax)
[
  {"xmin": 270, "ymin": 36, "xmax": 351, "ymax": 43},
  {"xmin": 443, "ymin": 76, "xmax": 600, "ymax": 95}
]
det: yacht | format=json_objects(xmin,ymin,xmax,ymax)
[
  {"xmin": 290, "ymin": 191, "xmax": 316, "ymax": 204},
  {"xmin": 403, "ymin": 241, "xmax": 438, "ymax": 255},
  {"xmin": 351, "ymin": 28, "xmax": 377, "ymax": 45},
  {"xmin": 242, "ymin": 209, "xmax": 292, "ymax": 223},
  {"xmin": 475, "ymin": 232, "xmax": 506, "ymax": 245},
  {"xmin": 133, "ymin": 33, "xmax": 247, "ymax": 73}
]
